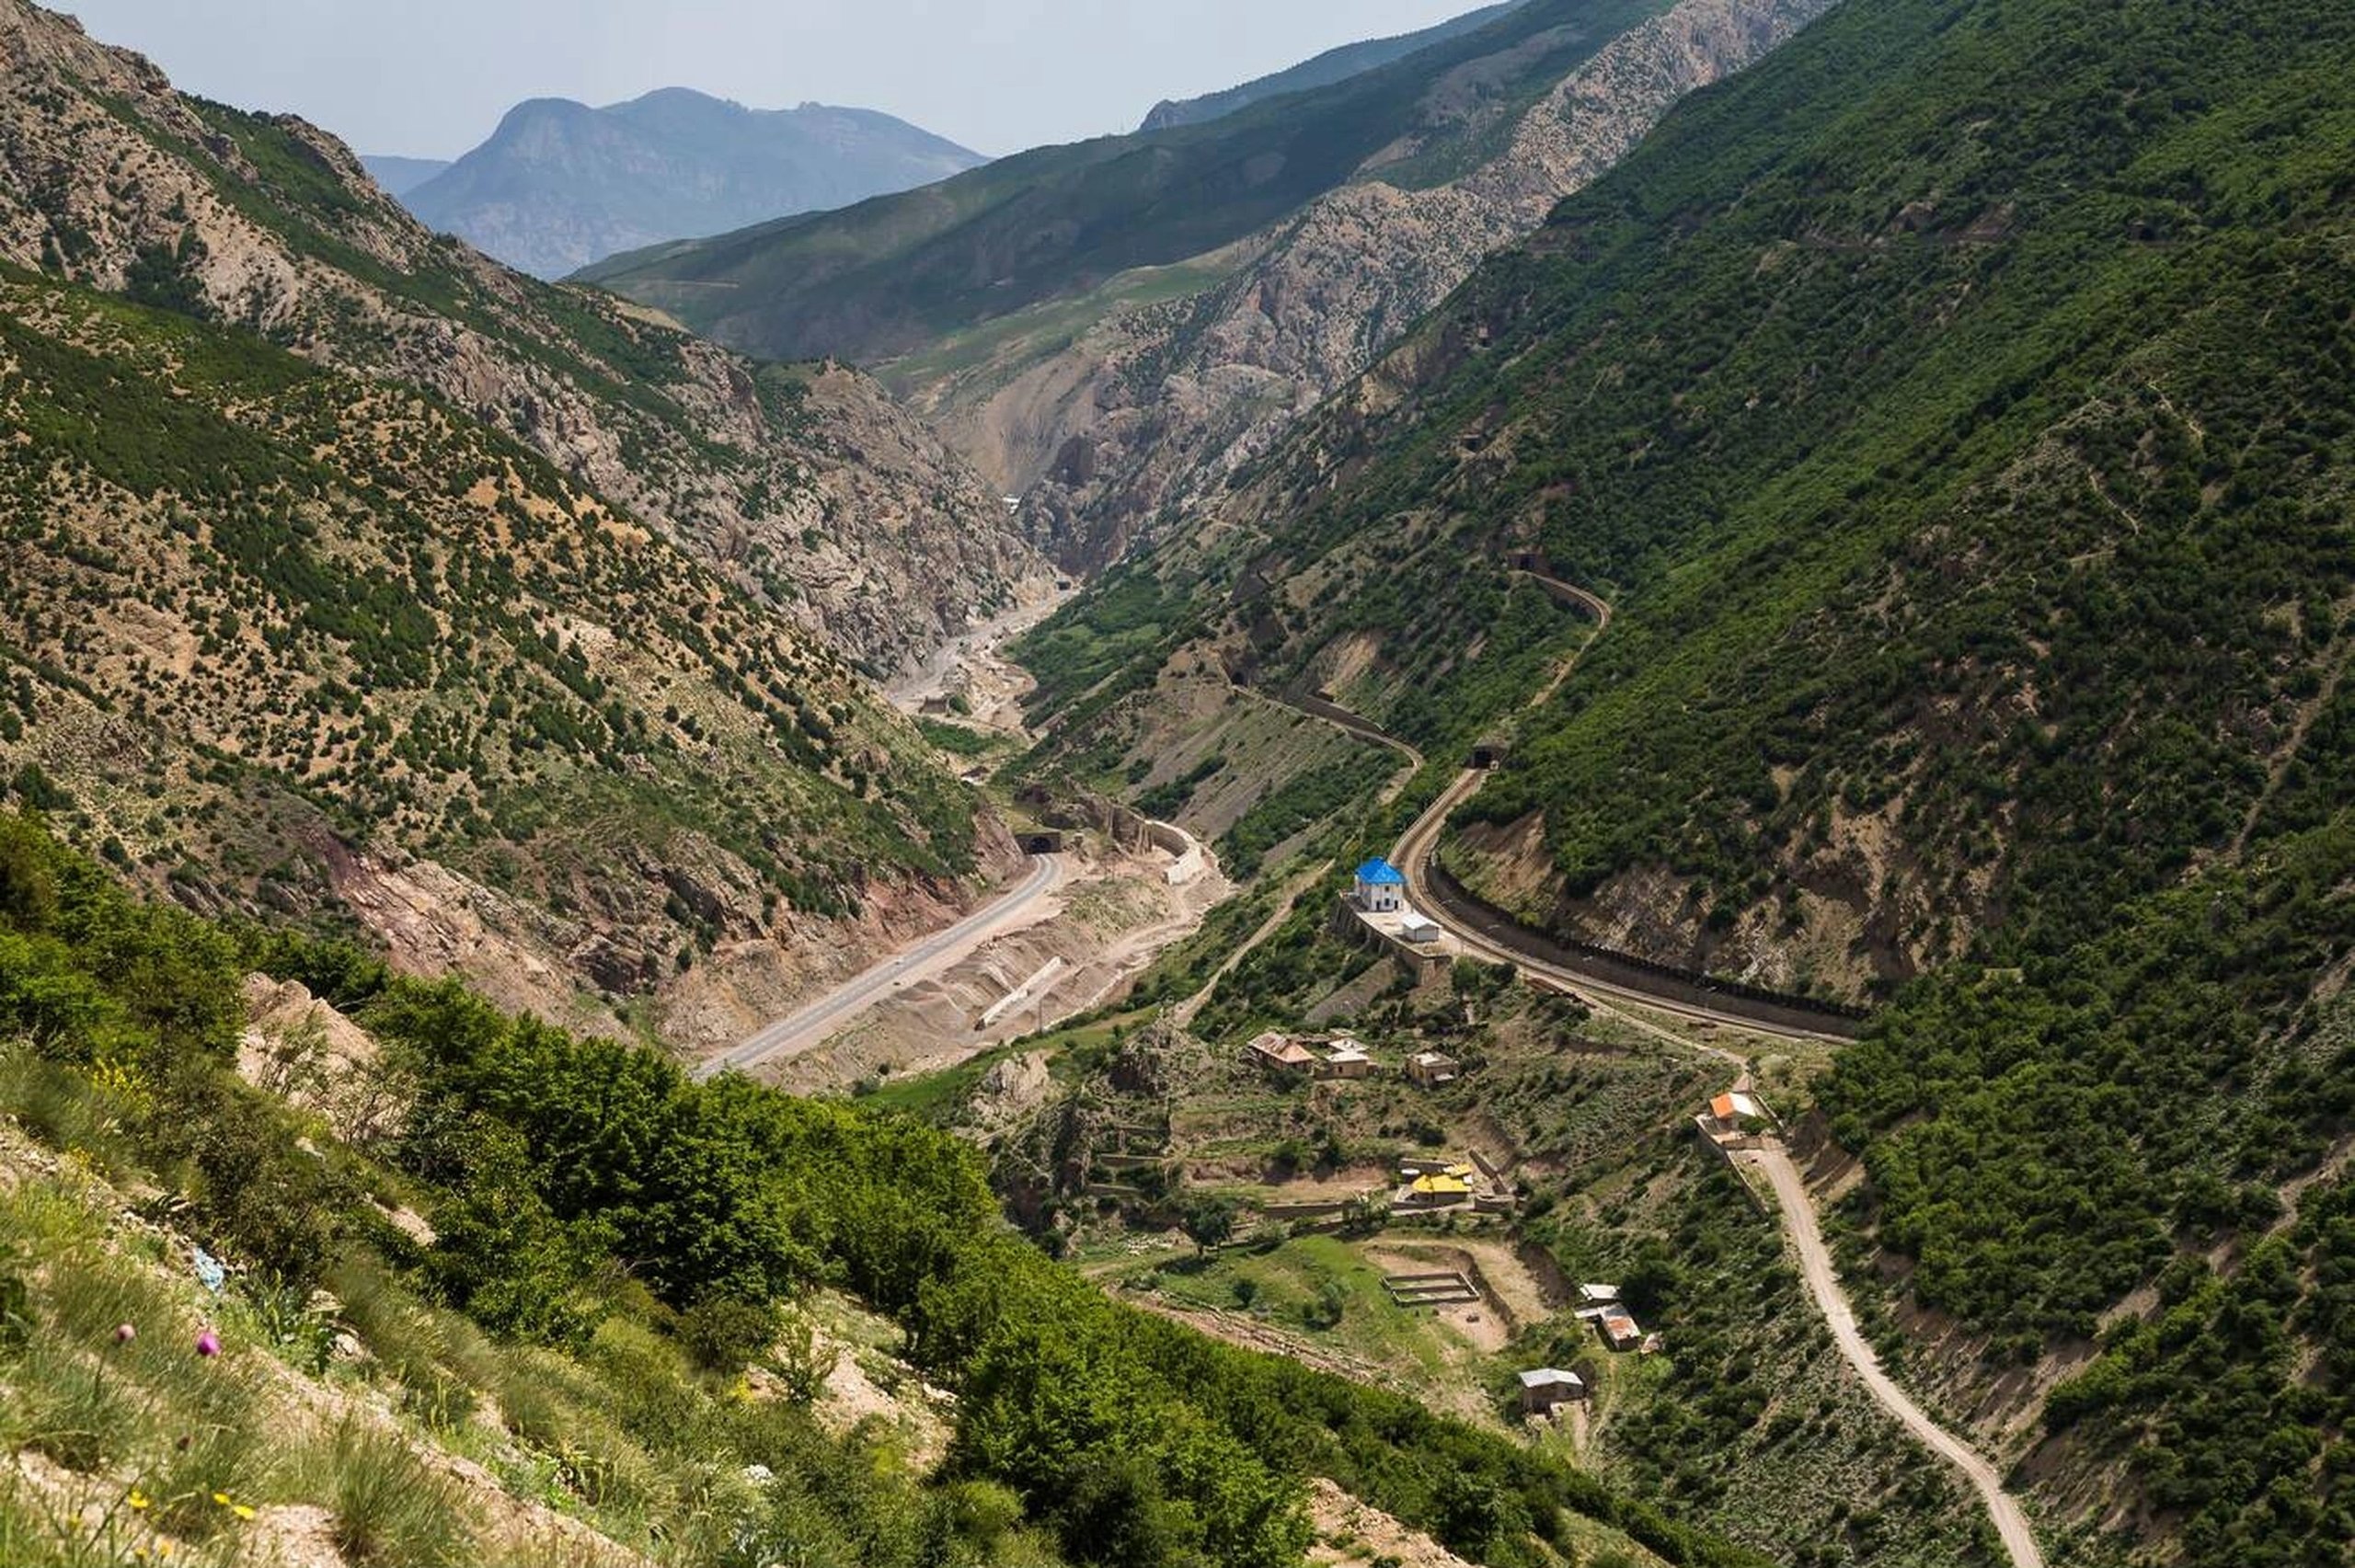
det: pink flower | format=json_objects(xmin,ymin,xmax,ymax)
[
  {"xmin": 195, "ymin": 1329, "xmax": 221, "ymax": 1358},
  {"xmin": 113, "ymin": 1323, "xmax": 136, "ymax": 1345}
]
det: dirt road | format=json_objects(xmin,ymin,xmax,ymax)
[
  {"xmin": 1171, "ymin": 857, "xmax": 1332, "ymax": 1027},
  {"xmin": 1740, "ymin": 1145, "xmax": 2046, "ymax": 1568}
]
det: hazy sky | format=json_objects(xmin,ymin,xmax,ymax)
[{"xmin": 62, "ymin": 1, "xmax": 1491, "ymax": 159}]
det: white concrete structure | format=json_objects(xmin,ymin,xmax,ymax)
[{"xmin": 1353, "ymin": 858, "xmax": 1407, "ymax": 913}]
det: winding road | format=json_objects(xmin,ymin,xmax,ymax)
[
  {"xmin": 1389, "ymin": 768, "xmax": 1855, "ymax": 1044},
  {"xmin": 1740, "ymin": 1145, "xmax": 2047, "ymax": 1568},
  {"xmin": 1354, "ymin": 570, "xmax": 2044, "ymax": 1568},
  {"xmin": 696, "ymin": 853, "xmax": 1063, "ymax": 1081}
]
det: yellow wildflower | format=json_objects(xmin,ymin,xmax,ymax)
[{"xmin": 128, "ymin": 1488, "xmax": 151, "ymax": 1511}]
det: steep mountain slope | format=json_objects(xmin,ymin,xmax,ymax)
[
  {"xmin": 0, "ymin": 0, "xmax": 1044, "ymax": 675},
  {"xmin": 402, "ymin": 88, "xmax": 986, "ymax": 279},
  {"xmin": 593, "ymin": 0, "xmax": 1831, "ymax": 570},
  {"xmin": 938, "ymin": 0, "xmax": 1836, "ymax": 569},
  {"xmin": 1021, "ymin": 0, "xmax": 2355, "ymax": 1556},
  {"xmin": 357, "ymin": 153, "xmax": 449, "ymax": 197},
  {"xmin": 581, "ymin": 0, "xmax": 1686, "ymax": 362},
  {"xmin": 0, "ymin": 0, "xmax": 1044, "ymax": 1034},
  {"xmin": 1068, "ymin": 0, "xmax": 2354, "ymax": 1001},
  {"xmin": 1137, "ymin": 3, "xmax": 1525, "ymax": 132}
]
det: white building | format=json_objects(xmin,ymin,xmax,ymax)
[{"xmin": 1353, "ymin": 858, "xmax": 1407, "ymax": 914}]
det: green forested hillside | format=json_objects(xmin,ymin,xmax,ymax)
[
  {"xmin": 580, "ymin": 0, "xmax": 1678, "ymax": 362},
  {"xmin": 1020, "ymin": 0, "xmax": 2355, "ymax": 1558},
  {"xmin": 0, "ymin": 812, "xmax": 1765, "ymax": 1568},
  {"xmin": 1136, "ymin": 4, "xmax": 1524, "ymax": 132},
  {"xmin": 1069, "ymin": 0, "xmax": 2354, "ymax": 998}
]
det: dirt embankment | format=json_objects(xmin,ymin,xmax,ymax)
[{"xmin": 759, "ymin": 832, "xmax": 1233, "ymax": 1096}]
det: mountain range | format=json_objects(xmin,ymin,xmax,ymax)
[
  {"xmin": 356, "ymin": 152, "xmax": 449, "ymax": 196},
  {"xmin": 388, "ymin": 87, "xmax": 986, "ymax": 279},
  {"xmin": 588, "ymin": 0, "xmax": 1832, "ymax": 568}
]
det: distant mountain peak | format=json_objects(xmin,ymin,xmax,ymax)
[{"xmin": 396, "ymin": 87, "xmax": 984, "ymax": 278}]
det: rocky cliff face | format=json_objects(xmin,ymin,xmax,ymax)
[
  {"xmin": 910, "ymin": 0, "xmax": 1834, "ymax": 570},
  {"xmin": 0, "ymin": 0, "xmax": 1046, "ymax": 675},
  {"xmin": 0, "ymin": 0, "xmax": 1040, "ymax": 1046}
]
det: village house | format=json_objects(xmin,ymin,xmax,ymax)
[
  {"xmin": 1401, "ymin": 1171, "xmax": 1473, "ymax": 1207},
  {"xmin": 1397, "ymin": 1157, "xmax": 1481, "ymax": 1208},
  {"xmin": 1319, "ymin": 1039, "xmax": 1375, "ymax": 1081},
  {"xmin": 1702, "ymin": 1090, "xmax": 1771, "ymax": 1134},
  {"xmin": 1517, "ymin": 1368, "xmax": 1587, "ymax": 1416},
  {"xmin": 1247, "ymin": 1031, "xmax": 1317, "ymax": 1076},
  {"xmin": 1696, "ymin": 1088, "xmax": 1777, "ymax": 1153},
  {"xmin": 1597, "ymin": 1305, "xmax": 1644, "ymax": 1352},
  {"xmin": 1406, "ymin": 1050, "xmax": 1461, "ymax": 1087}
]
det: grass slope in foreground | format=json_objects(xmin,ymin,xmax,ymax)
[{"xmin": 0, "ymin": 811, "xmax": 1766, "ymax": 1568}]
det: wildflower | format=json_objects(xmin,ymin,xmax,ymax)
[
  {"xmin": 127, "ymin": 1488, "xmax": 151, "ymax": 1511},
  {"xmin": 114, "ymin": 1322, "xmax": 137, "ymax": 1345},
  {"xmin": 195, "ymin": 1328, "xmax": 222, "ymax": 1358},
  {"xmin": 211, "ymin": 1490, "xmax": 257, "ymax": 1520}
]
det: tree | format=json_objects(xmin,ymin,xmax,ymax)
[{"xmin": 1181, "ymin": 1193, "xmax": 1238, "ymax": 1258}]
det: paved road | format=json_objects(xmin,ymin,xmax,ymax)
[
  {"xmin": 696, "ymin": 854, "xmax": 1063, "ymax": 1081},
  {"xmin": 1391, "ymin": 767, "xmax": 1852, "ymax": 1044},
  {"xmin": 1740, "ymin": 1145, "xmax": 2047, "ymax": 1568}
]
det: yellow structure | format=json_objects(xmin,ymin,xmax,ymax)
[{"xmin": 1407, "ymin": 1173, "xmax": 1472, "ymax": 1203}]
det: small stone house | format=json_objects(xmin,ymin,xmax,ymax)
[
  {"xmin": 1248, "ymin": 1032, "xmax": 1317, "ymax": 1076},
  {"xmin": 1406, "ymin": 1051, "xmax": 1461, "ymax": 1087},
  {"xmin": 1320, "ymin": 1039, "xmax": 1375, "ymax": 1081},
  {"xmin": 1518, "ymin": 1368, "xmax": 1586, "ymax": 1415}
]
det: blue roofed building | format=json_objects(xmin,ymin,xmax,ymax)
[{"xmin": 1353, "ymin": 857, "xmax": 1407, "ymax": 913}]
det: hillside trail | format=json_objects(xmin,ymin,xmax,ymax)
[
  {"xmin": 1172, "ymin": 856, "xmax": 1335, "ymax": 1027},
  {"xmin": 1738, "ymin": 1144, "xmax": 2048, "ymax": 1568}
]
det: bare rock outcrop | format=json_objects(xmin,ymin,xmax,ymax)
[
  {"xmin": 0, "ymin": 0, "xmax": 1047, "ymax": 671},
  {"xmin": 912, "ymin": 0, "xmax": 1837, "ymax": 571}
]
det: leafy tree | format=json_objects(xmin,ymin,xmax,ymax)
[{"xmin": 1181, "ymin": 1193, "xmax": 1239, "ymax": 1257}]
